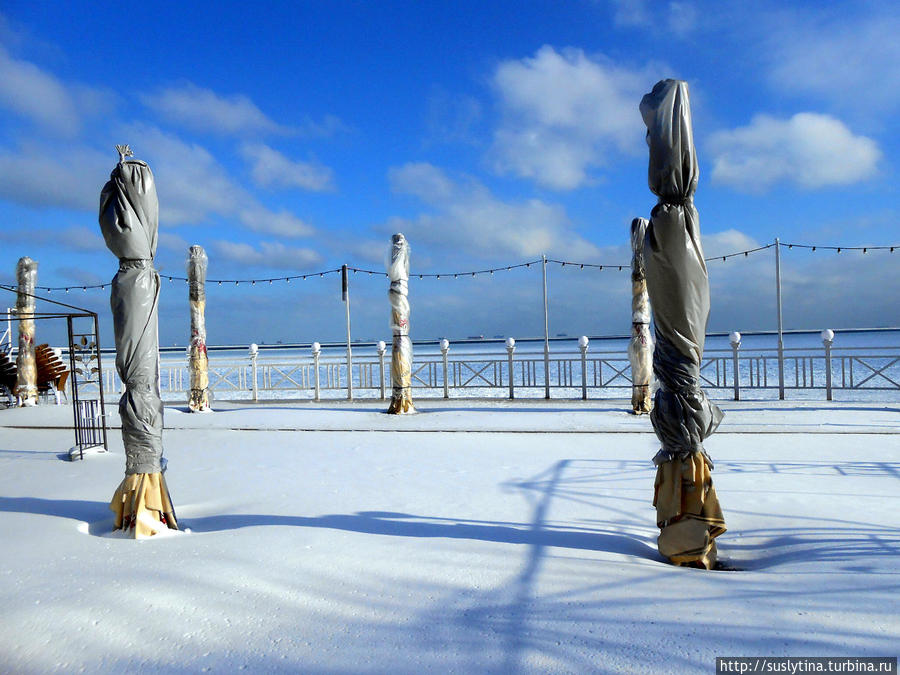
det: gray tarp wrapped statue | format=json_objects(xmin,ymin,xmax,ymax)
[
  {"xmin": 99, "ymin": 145, "xmax": 176, "ymax": 537},
  {"xmin": 640, "ymin": 80, "xmax": 725, "ymax": 568}
]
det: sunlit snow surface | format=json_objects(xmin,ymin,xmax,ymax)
[{"xmin": 1, "ymin": 400, "xmax": 898, "ymax": 673}]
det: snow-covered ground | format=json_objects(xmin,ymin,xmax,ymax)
[{"xmin": 1, "ymin": 399, "xmax": 898, "ymax": 673}]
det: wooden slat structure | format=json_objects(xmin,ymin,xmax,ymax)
[
  {"xmin": 35, "ymin": 343, "xmax": 68, "ymax": 402},
  {"xmin": 0, "ymin": 350, "xmax": 16, "ymax": 401}
]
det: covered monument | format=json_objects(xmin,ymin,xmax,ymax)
[
  {"xmin": 387, "ymin": 233, "xmax": 414, "ymax": 414},
  {"xmin": 15, "ymin": 257, "xmax": 38, "ymax": 406},
  {"xmin": 187, "ymin": 245, "xmax": 210, "ymax": 412},
  {"xmin": 640, "ymin": 80, "xmax": 726, "ymax": 568},
  {"xmin": 99, "ymin": 145, "xmax": 177, "ymax": 538},
  {"xmin": 629, "ymin": 217, "xmax": 653, "ymax": 415}
]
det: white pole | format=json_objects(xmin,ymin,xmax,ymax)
[
  {"xmin": 506, "ymin": 337, "xmax": 516, "ymax": 400},
  {"xmin": 312, "ymin": 342, "xmax": 321, "ymax": 402},
  {"xmin": 775, "ymin": 238, "xmax": 785, "ymax": 400},
  {"xmin": 440, "ymin": 338, "xmax": 450, "ymax": 399},
  {"xmin": 377, "ymin": 340, "xmax": 386, "ymax": 400},
  {"xmin": 542, "ymin": 254, "xmax": 550, "ymax": 399},
  {"xmin": 822, "ymin": 329, "xmax": 834, "ymax": 401},
  {"xmin": 343, "ymin": 264, "xmax": 352, "ymax": 401},
  {"xmin": 730, "ymin": 331, "xmax": 741, "ymax": 401},
  {"xmin": 249, "ymin": 343, "xmax": 258, "ymax": 402},
  {"xmin": 579, "ymin": 335, "xmax": 589, "ymax": 400}
]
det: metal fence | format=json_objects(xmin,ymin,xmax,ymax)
[{"xmin": 80, "ymin": 335, "xmax": 900, "ymax": 402}]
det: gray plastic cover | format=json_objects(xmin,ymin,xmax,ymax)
[
  {"xmin": 640, "ymin": 80, "xmax": 723, "ymax": 459},
  {"xmin": 99, "ymin": 154, "xmax": 164, "ymax": 474}
]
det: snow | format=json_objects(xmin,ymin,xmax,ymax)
[{"xmin": 1, "ymin": 399, "xmax": 898, "ymax": 673}]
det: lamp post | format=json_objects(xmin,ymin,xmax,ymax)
[
  {"xmin": 729, "ymin": 331, "xmax": 741, "ymax": 401},
  {"xmin": 506, "ymin": 337, "xmax": 516, "ymax": 400}
]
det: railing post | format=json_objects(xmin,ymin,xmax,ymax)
[
  {"xmin": 578, "ymin": 335, "xmax": 589, "ymax": 400},
  {"xmin": 249, "ymin": 343, "xmax": 258, "ymax": 402},
  {"xmin": 376, "ymin": 340, "xmax": 386, "ymax": 400},
  {"xmin": 729, "ymin": 331, "xmax": 741, "ymax": 401},
  {"xmin": 440, "ymin": 338, "xmax": 450, "ymax": 399},
  {"xmin": 822, "ymin": 329, "xmax": 834, "ymax": 401},
  {"xmin": 312, "ymin": 342, "xmax": 321, "ymax": 402},
  {"xmin": 506, "ymin": 337, "xmax": 516, "ymax": 400}
]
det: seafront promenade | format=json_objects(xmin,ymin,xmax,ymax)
[{"xmin": 1, "ymin": 399, "xmax": 897, "ymax": 672}]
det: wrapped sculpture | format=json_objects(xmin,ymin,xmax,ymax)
[
  {"xmin": 187, "ymin": 245, "xmax": 210, "ymax": 412},
  {"xmin": 99, "ymin": 145, "xmax": 177, "ymax": 538},
  {"xmin": 387, "ymin": 233, "xmax": 414, "ymax": 414},
  {"xmin": 640, "ymin": 80, "xmax": 725, "ymax": 568},
  {"xmin": 15, "ymin": 257, "xmax": 38, "ymax": 406},
  {"xmin": 629, "ymin": 218, "xmax": 653, "ymax": 414}
]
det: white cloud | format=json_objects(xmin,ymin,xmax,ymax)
[
  {"xmin": 701, "ymin": 229, "xmax": 761, "ymax": 259},
  {"xmin": 764, "ymin": 8, "xmax": 900, "ymax": 114},
  {"xmin": 0, "ymin": 142, "xmax": 110, "ymax": 211},
  {"xmin": 0, "ymin": 224, "xmax": 105, "ymax": 253},
  {"xmin": 240, "ymin": 143, "xmax": 335, "ymax": 192},
  {"xmin": 490, "ymin": 46, "xmax": 660, "ymax": 190},
  {"xmin": 142, "ymin": 82, "xmax": 291, "ymax": 136},
  {"xmin": 212, "ymin": 240, "xmax": 321, "ymax": 270},
  {"xmin": 238, "ymin": 206, "xmax": 315, "ymax": 238},
  {"xmin": 115, "ymin": 125, "xmax": 317, "ymax": 240},
  {"xmin": 611, "ymin": 0, "xmax": 697, "ymax": 36},
  {"xmin": 0, "ymin": 47, "xmax": 113, "ymax": 136},
  {"xmin": 708, "ymin": 113, "xmax": 880, "ymax": 192},
  {"xmin": 157, "ymin": 232, "xmax": 191, "ymax": 253},
  {"xmin": 143, "ymin": 82, "xmax": 348, "ymax": 139},
  {"xmin": 119, "ymin": 124, "xmax": 242, "ymax": 225},
  {"xmin": 388, "ymin": 162, "xmax": 601, "ymax": 259}
]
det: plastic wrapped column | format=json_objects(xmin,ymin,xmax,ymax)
[
  {"xmin": 640, "ymin": 80, "xmax": 725, "ymax": 567},
  {"xmin": 15, "ymin": 257, "xmax": 38, "ymax": 406},
  {"xmin": 100, "ymin": 146, "xmax": 176, "ymax": 537},
  {"xmin": 387, "ymin": 233, "xmax": 414, "ymax": 414},
  {"xmin": 628, "ymin": 218, "xmax": 653, "ymax": 414},
  {"xmin": 99, "ymin": 148, "xmax": 165, "ymax": 476},
  {"xmin": 187, "ymin": 245, "xmax": 210, "ymax": 412}
]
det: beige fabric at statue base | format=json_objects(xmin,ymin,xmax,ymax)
[
  {"xmin": 631, "ymin": 384, "xmax": 652, "ymax": 415},
  {"xmin": 110, "ymin": 472, "xmax": 178, "ymax": 539},
  {"xmin": 653, "ymin": 452, "xmax": 726, "ymax": 569}
]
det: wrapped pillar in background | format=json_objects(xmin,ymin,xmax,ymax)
[
  {"xmin": 629, "ymin": 218, "xmax": 653, "ymax": 414},
  {"xmin": 187, "ymin": 245, "xmax": 210, "ymax": 412},
  {"xmin": 15, "ymin": 257, "xmax": 38, "ymax": 406},
  {"xmin": 387, "ymin": 233, "xmax": 414, "ymax": 414},
  {"xmin": 99, "ymin": 144, "xmax": 177, "ymax": 538},
  {"xmin": 640, "ymin": 80, "xmax": 725, "ymax": 568}
]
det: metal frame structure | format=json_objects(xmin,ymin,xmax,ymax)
[{"xmin": 0, "ymin": 285, "xmax": 108, "ymax": 458}]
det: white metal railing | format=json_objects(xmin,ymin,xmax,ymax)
[{"xmin": 75, "ymin": 333, "xmax": 900, "ymax": 403}]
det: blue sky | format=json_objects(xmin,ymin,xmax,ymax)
[{"xmin": 1, "ymin": 0, "xmax": 898, "ymax": 347}]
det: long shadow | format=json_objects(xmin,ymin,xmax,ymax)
[
  {"xmin": 0, "ymin": 496, "xmax": 113, "ymax": 535},
  {"xmin": 186, "ymin": 510, "xmax": 658, "ymax": 558},
  {"xmin": 0, "ymin": 495, "xmax": 656, "ymax": 558}
]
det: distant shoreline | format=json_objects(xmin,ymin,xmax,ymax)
[{"xmin": 155, "ymin": 326, "xmax": 900, "ymax": 353}]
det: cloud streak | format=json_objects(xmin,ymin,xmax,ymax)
[
  {"xmin": 0, "ymin": 47, "xmax": 114, "ymax": 137},
  {"xmin": 241, "ymin": 143, "xmax": 335, "ymax": 192},
  {"xmin": 388, "ymin": 162, "xmax": 601, "ymax": 260},
  {"xmin": 489, "ymin": 46, "xmax": 661, "ymax": 190},
  {"xmin": 708, "ymin": 113, "xmax": 880, "ymax": 192}
]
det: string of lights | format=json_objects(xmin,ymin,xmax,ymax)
[
  {"xmin": 780, "ymin": 242, "xmax": 897, "ymax": 254},
  {"xmin": 19, "ymin": 240, "xmax": 897, "ymax": 293}
]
